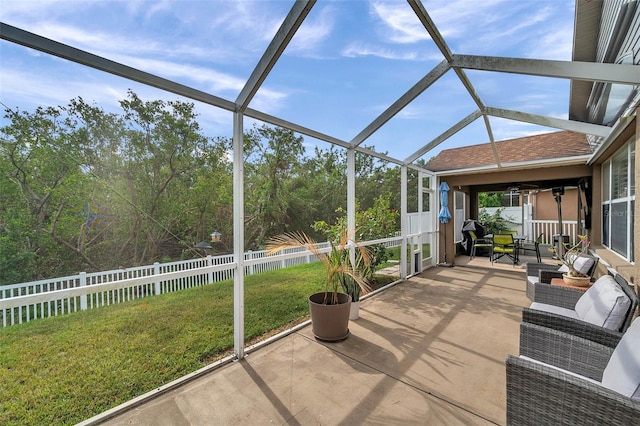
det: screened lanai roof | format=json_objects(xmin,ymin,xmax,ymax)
[{"xmin": 1, "ymin": 0, "xmax": 639, "ymax": 171}]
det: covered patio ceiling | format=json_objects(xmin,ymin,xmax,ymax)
[
  {"xmin": 470, "ymin": 177, "xmax": 586, "ymax": 194},
  {"xmin": 2, "ymin": 0, "xmax": 638, "ymax": 174}
]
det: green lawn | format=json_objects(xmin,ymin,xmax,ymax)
[{"xmin": 0, "ymin": 262, "xmax": 397, "ymax": 425}]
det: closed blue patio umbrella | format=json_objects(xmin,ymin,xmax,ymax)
[{"xmin": 438, "ymin": 181, "xmax": 453, "ymax": 267}]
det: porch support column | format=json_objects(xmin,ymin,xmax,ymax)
[
  {"xmin": 233, "ymin": 111, "xmax": 245, "ymax": 359},
  {"xmin": 347, "ymin": 149, "xmax": 356, "ymax": 240},
  {"xmin": 400, "ymin": 165, "xmax": 408, "ymax": 279}
]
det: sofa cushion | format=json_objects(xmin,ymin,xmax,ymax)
[
  {"xmin": 574, "ymin": 275, "xmax": 631, "ymax": 330},
  {"xmin": 601, "ymin": 318, "xmax": 640, "ymax": 400},
  {"xmin": 557, "ymin": 255, "xmax": 594, "ymax": 275},
  {"xmin": 529, "ymin": 302, "xmax": 579, "ymax": 320},
  {"xmin": 573, "ymin": 256, "xmax": 595, "ymax": 275}
]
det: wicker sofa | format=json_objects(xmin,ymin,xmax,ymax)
[
  {"xmin": 522, "ymin": 274, "xmax": 638, "ymax": 345},
  {"xmin": 506, "ymin": 319, "xmax": 640, "ymax": 425},
  {"xmin": 525, "ymin": 253, "xmax": 599, "ymax": 301}
]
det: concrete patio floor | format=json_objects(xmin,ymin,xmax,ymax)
[{"xmin": 88, "ymin": 256, "xmax": 539, "ymax": 425}]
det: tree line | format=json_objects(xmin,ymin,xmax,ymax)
[{"xmin": 0, "ymin": 91, "xmax": 426, "ymax": 285}]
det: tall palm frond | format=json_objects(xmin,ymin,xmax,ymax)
[{"xmin": 266, "ymin": 230, "xmax": 371, "ymax": 305}]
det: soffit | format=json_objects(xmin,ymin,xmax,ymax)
[{"xmin": 569, "ymin": 0, "xmax": 602, "ymax": 123}]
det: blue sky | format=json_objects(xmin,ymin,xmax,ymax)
[{"xmin": 0, "ymin": 0, "xmax": 576, "ymax": 162}]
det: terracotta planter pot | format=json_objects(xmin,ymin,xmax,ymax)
[
  {"xmin": 308, "ymin": 292, "xmax": 351, "ymax": 341},
  {"xmin": 562, "ymin": 273, "xmax": 591, "ymax": 287}
]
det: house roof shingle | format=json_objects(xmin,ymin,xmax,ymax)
[{"xmin": 425, "ymin": 130, "xmax": 592, "ymax": 172}]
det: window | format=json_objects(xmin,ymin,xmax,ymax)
[
  {"xmin": 501, "ymin": 191, "xmax": 520, "ymax": 207},
  {"xmin": 602, "ymin": 137, "xmax": 635, "ymax": 260}
]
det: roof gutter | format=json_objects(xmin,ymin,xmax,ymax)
[{"xmin": 588, "ymin": 111, "xmax": 637, "ymax": 165}]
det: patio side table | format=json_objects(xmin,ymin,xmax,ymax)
[{"xmin": 550, "ymin": 277, "xmax": 593, "ymax": 292}]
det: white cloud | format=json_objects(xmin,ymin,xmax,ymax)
[
  {"xmin": 489, "ymin": 117, "xmax": 559, "ymax": 141},
  {"xmin": 287, "ymin": 5, "xmax": 336, "ymax": 53},
  {"xmin": 525, "ymin": 22, "xmax": 574, "ymax": 60},
  {"xmin": 426, "ymin": 0, "xmax": 574, "ymax": 60},
  {"xmin": 342, "ymin": 43, "xmax": 420, "ymax": 60},
  {"xmin": 0, "ymin": 67, "xmax": 124, "ymax": 112},
  {"xmin": 370, "ymin": 1, "xmax": 431, "ymax": 44}
]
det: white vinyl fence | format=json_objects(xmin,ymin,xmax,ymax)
[
  {"xmin": 0, "ymin": 237, "xmax": 403, "ymax": 327},
  {"xmin": 526, "ymin": 220, "xmax": 583, "ymax": 246}
]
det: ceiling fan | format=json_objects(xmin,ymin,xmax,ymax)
[{"xmin": 507, "ymin": 183, "xmax": 539, "ymax": 193}]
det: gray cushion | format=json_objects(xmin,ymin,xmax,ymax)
[
  {"xmin": 527, "ymin": 276, "xmax": 539, "ymax": 285},
  {"xmin": 573, "ymin": 256, "xmax": 595, "ymax": 275},
  {"xmin": 601, "ymin": 318, "xmax": 640, "ymax": 400},
  {"xmin": 529, "ymin": 302, "xmax": 580, "ymax": 320},
  {"xmin": 574, "ymin": 275, "xmax": 631, "ymax": 330},
  {"xmin": 557, "ymin": 255, "xmax": 594, "ymax": 275}
]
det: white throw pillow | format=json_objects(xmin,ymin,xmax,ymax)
[
  {"xmin": 557, "ymin": 255, "xmax": 594, "ymax": 275},
  {"xmin": 601, "ymin": 318, "xmax": 640, "ymax": 400},
  {"xmin": 574, "ymin": 275, "xmax": 631, "ymax": 330},
  {"xmin": 573, "ymin": 256, "xmax": 595, "ymax": 275}
]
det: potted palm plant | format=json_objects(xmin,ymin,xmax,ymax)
[
  {"xmin": 267, "ymin": 230, "xmax": 371, "ymax": 341},
  {"xmin": 338, "ymin": 248, "xmax": 374, "ymax": 320},
  {"xmin": 550, "ymin": 234, "xmax": 592, "ymax": 286}
]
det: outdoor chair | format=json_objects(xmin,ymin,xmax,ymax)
[
  {"xmin": 518, "ymin": 232, "xmax": 543, "ymax": 262},
  {"xmin": 525, "ymin": 253, "xmax": 599, "ymax": 300},
  {"xmin": 469, "ymin": 230, "xmax": 492, "ymax": 259},
  {"xmin": 506, "ymin": 318, "xmax": 640, "ymax": 425},
  {"xmin": 522, "ymin": 274, "xmax": 638, "ymax": 344},
  {"xmin": 491, "ymin": 233, "xmax": 517, "ymax": 264}
]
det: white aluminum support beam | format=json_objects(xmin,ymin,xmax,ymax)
[
  {"xmin": 0, "ymin": 23, "xmax": 236, "ymax": 112},
  {"xmin": 354, "ymin": 146, "xmax": 403, "ymax": 166},
  {"xmin": 485, "ymin": 107, "xmax": 611, "ymax": 137},
  {"xmin": 483, "ymin": 115, "xmax": 501, "ymax": 167},
  {"xmin": 417, "ymin": 172, "xmax": 424, "ymax": 271},
  {"xmin": 452, "ymin": 54, "xmax": 640, "ymax": 85},
  {"xmin": 405, "ymin": 110, "xmax": 483, "ymax": 164},
  {"xmin": 246, "ymin": 107, "xmax": 405, "ymax": 166},
  {"xmin": 400, "ymin": 166, "xmax": 408, "ymax": 279},
  {"xmin": 347, "ymin": 149, "xmax": 356, "ymax": 259},
  {"xmin": 350, "ymin": 59, "xmax": 450, "ymax": 147},
  {"xmin": 236, "ymin": 0, "xmax": 315, "ymax": 110},
  {"xmin": 408, "ymin": 2, "xmax": 487, "ymax": 115},
  {"xmin": 245, "ymin": 107, "xmax": 351, "ymax": 150},
  {"xmin": 233, "ymin": 112, "xmax": 245, "ymax": 359},
  {"xmin": 453, "ymin": 67, "xmax": 486, "ymax": 111},
  {"xmin": 407, "ymin": 0, "xmax": 453, "ymax": 61}
]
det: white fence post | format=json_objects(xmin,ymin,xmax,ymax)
[
  {"xmin": 154, "ymin": 262, "xmax": 161, "ymax": 295},
  {"xmin": 79, "ymin": 272, "xmax": 87, "ymax": 311},
  {"xmin": 207, "ymin": 255, "xmax": 213, "ymax": 284},
  {"xmin": 248, "ymin": 251, "xmax": 255, "ymax": 275}
]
